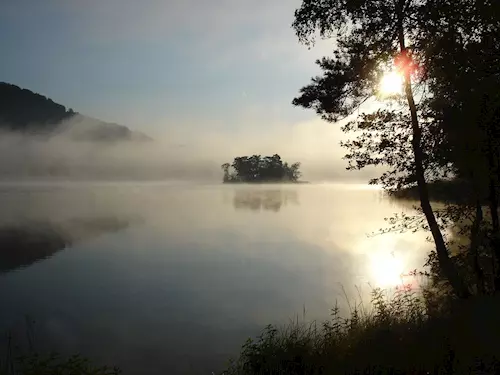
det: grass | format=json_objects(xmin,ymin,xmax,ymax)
[
  {"xmin": 0, "ymin": 321, "xmax": 121, "ymax": 375},
  {"xmin": 221, "ymin": 286, "xmax": 500, "ymax": 375},
  {"xmin": 1, "ymin": 353, "xmax": 121, "ymax": 375}
]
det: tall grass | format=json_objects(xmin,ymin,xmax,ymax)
[
  {"xmin": 0, "ymin": 318, "xmax": 120, "ymax": 375},
  {"xmin": 222, "ymin": 286, "xmax": 500, "ymax": 375},
  {"xmin": 1, "ymin": 353, "xmax": 121, "ymax": 375}
]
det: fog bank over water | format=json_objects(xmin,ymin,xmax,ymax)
[{"xmin": 0, "ymin": 116, "xmax": 378, "ymax": 182}]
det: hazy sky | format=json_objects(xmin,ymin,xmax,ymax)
[
  {"xmin": 0, "ymin": 0, "xmax": 335, "ymax": 134},
  {"xmin": 0, "ymin": 0, "xmax": 384, "ymax": 180}
]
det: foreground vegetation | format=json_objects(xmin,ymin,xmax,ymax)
[
  {"xmin": 5, "ymin": 285, "xmax": 500, "ymax": 375},
  {"xmin": 0, "ymin": 354, "xmax": 120, "ymax": 375},
  {"xmin": 222, "ymin": 286, "xmax": 500, "ymax": 375},
  {"xmin": 0, "ymin": 318, "xmax": 120, "ymax": 375}
]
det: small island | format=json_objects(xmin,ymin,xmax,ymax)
[{"xmin": 221, "ymin": 154, "xmax": 305, "ymax": 183}]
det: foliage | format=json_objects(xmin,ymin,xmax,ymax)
[
  {"xmin": 221, "ymin": 154, "xmax": 302, "ymax": 183},
  {"xmin": 422, "ymin": 3, "xmax": 500, "ymax": 289},
  {"xmin": 421, "ymin": 0, "xmax": 500, "ymax": 193},
  {"xmin": 0, "ymin": 318, "xmax": 120, "ymax": 375},
  {"xmin": 290, "ymin": 0, "xmax": 460, "ymax": 192},
  {"xmin": 291, "ymin": 0, "xmax": 500, "ymax": 298},
  {"xmin": 340, "ymin": 108, "xmax": 452, "ymax": 192},
  {"xmin": 290, "ymin": 0, "xmax": 474, "ymax": 298},
  {"xmin": 223, "ymin": 2, "xmax": 500, "ymax": 372},
  {"xmin": 0, "ymin": 82, "xmax": 75, "ymax": 131},
  {"xmin": 0, "ymin": 82, "xmax": 150, "ymax": 143},
  {"xmin": 0, "ymin": 354, "xmax": 120, "ymax": 375},
  {"xmin": 222, "ymin": 287, "xmax": 500, "ymax": 375}
]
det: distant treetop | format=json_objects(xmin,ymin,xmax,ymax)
[{"xmin": 221, "ymin": 154, "xmax": 302, "ymax": 183}]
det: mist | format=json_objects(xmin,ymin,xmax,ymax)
[{"xmin": 0, "ymin": 116, "xmax": 378, "ymax": 182}]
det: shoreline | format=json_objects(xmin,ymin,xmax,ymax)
[
  {"xmin": 223, "ymin": 180, "xmax": 310, "ymax": 184},
  {"xmin": 391, "ymin": 179, "xmax": 478, "ymax": 204}
]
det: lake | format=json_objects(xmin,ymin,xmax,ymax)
[{"xmin": 0, "ymin": 182, "xmax": 431, "ymax": 374}]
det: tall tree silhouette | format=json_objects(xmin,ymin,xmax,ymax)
[
  {"xmin": 292, "ymin": 0, "xmax": 472, "ymax": 297},
  {"xmin": 422, "ymin": 0, "xmax": 500, "ymax": 291}
]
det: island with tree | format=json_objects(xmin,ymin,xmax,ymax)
[{"xmin": 221, "ymin": 154, "xmax": 305, "ymax": 183}]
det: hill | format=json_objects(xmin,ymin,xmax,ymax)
[{"xmin": 0, "ymin": 82, "xmax": 151, "ymax": 142}]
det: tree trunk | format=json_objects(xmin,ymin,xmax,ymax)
[
  {"xmin": 485, "ymin": 118, "xmax": 500, "ymax": 291},
  {"xmin": 470, "ymin": 201, "xmax": 485, "ymax": 294},
  {"xmin": 396, "ymin": 1, "xmax": 470, "ymax": 298}
]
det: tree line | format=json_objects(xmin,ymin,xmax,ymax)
[{"xmin": 221, "ymin": 154, "xmax": 301, "ymax": 183}]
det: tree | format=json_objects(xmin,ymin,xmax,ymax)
[
  {"xmin": 292, "ymin": 0, "xmax": 470, "ymax": 297},
  {"xmin": 221, "ymin": 163, "xmax": 231, "ymax": 182},
  {"xmin": 285, "ymin": 162, "xmax": 302, "ymax": 182},
  {"xmin": 405, "ymin": 0, "xmax": 500, "ymax": 292}
]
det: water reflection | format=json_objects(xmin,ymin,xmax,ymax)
[
  {"xmin": 0, "ymin": 183, "xmax": 432, "ymax": 375},
  {"xmin": 0, "ymin": 216, "xmax": 139, "ymax": 273},
  {"xmin": 232, "ymin": 188, "xmax": 299, "ymax": 212}
]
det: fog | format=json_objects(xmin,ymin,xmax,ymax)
[{"xmin": 0, "ymin": 116, "xmax": 379, "ymax": 182}]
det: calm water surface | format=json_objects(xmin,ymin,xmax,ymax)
[{"xmin": 0, "ymin": 182, "xmax": 430, "ymax": 374}]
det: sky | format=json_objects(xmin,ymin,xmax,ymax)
[{"xmin": 0, "ymin": 0, "xmax": 379, "ymax": 180}]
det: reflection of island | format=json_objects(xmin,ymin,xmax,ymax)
[
  {"xmin": 0, "ymin": 216, "xmax": 139, "ymax": 273},
  {"xmin": 232, "ymin": 189, "xmax": 299, "ymax": 212}
]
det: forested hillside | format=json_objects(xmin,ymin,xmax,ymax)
[{"xmin": 0, "ymin": 82, "xmax": 150, "ymax": 142}]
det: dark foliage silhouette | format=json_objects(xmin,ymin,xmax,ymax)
[
  {"xmin": 223, "ymin": 288, "xmax": 500, "ymax": 375},
  {"xmin": 222, "ymin": 154, "xmax": 301, "ymax": 183},
  {"xmin": 0, "ymin": 82, "xmax": 150, "ymax": 142},
  {"xmin": 290, "ymin": 0, "xmax": 500, "ymax": 298},
  {"xmin": 0, "ymin": 83, "xmax": 74, "ymax": 131}
]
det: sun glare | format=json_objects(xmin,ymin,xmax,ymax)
[
  {"xmin": 379, "ymin": 71, "xmax": 403, "ymax": 96},
  {"xmin": 370, "ymin": 251, "xmax": 405, "ymax": 288}
]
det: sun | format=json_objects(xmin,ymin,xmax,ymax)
[
  {"xmin": 379, "ymin": 71, "xmax": 403, "ymax": 96},
  {"xmin": 369, "ymin": 251, "xmax": 405, "ymax": 288}
]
